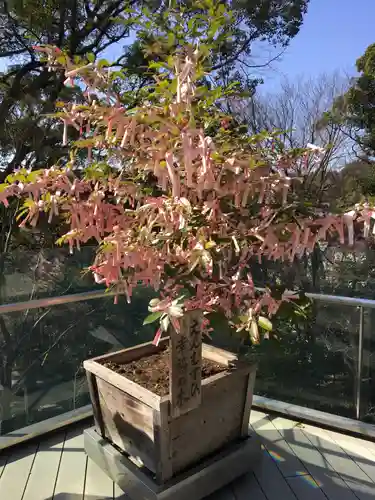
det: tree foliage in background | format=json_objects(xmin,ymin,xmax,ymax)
[
  {"xmin": 241, "ymin": 73, "xmax": 352, "ymax": 205},
  {"xmin": 328, "ymin": 43, "xmax": 375, "ymax": 160},
  {"xmin": 0, "ymin": 0, "xmax": 137, "ymax": 178},
  {"xmin": 0, "ymin": 0, "xmax": 309, "ymax": 178}
]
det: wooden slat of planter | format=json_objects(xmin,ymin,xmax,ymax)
[
  {"xmin": 153, "ymin": 399, "xmax": 173, "ymax": 483},
  {"xmin": 96, "ymin": 377, "xmax": 157, "ymax": 474},
  {"xmin": 84, "ymin": 359, "xmax": 161, "ymax": 409},
  {"xmin": 90, "ymin": 338, "xmax": 169, "ymax": 364},
  {"xmin": 200, "ymin": 363, "xmax": 252, "ymax": 390},
  {"xmin": 170, "ymin": 369, "xmax": 248, "ymax": 474},
  {"xmin": 172, "ymin": 399, "xmax": 244, "ymax": 472},
  {"xmin": 202, "ymin": 344, "xmax": 238, "ymax": 365},
  {"xmin": 86, "ymin": 372, "xmax": 106, "ymax": 437},
  {"xmin": 241, "ymin": 368, "xmax": 257, "ymax": 437},
  {"xmin": 171, "ymin": 374, "xmax": 247, "ymax": 438}
]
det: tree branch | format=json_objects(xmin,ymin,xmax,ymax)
[
  {"xmin": 237, "ymin": 49, "xmax": 285, "ymax": 70},
  {"xmin": 212, "ymin": 35, "xmax": 256, "ymax": 71},
  {"xmin": 2, "ymin": 0, "xmax": 36, "ymax": 60},
  {"xmin": 0, "ymin": 60, "xmax": 42, "ymax": 125}
]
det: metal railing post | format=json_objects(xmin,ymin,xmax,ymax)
[{"xmin": 355, "ymin": 306, "xmax": 365, "ymax": 420}]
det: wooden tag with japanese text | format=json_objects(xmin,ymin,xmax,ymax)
[{"xmin": 170, "ymin": 310, "xmax": 202, "ymax": 419}]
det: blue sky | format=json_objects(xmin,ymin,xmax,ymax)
[{"xmin": 260, "ymin": 0, "xmax": 375, "ymax": 91}]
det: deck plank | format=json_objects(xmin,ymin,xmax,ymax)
[
  {"xmin": 84, "ymin": 458, "xmax": 114, "ymax": 499},
  {"xmin": 22, "ymin": 431, "xmax": 65, "ymax": 500},
  {"xmin": 0, "ymin": 442, "xmax": 37, "ymax": 499},
  {"xmin": 251, "ymin": 412, "xmax": 326, "ymax": 499},
  {"xmin": 270, "ymin": 416, "xmax": 359, "ymax": 500},
  {"xmin": 251, "ymin": 438, "xmax": 298, "ymax": 500},
  {"xmin": 300, "ymin": 423, "xmax": 375, "ymax": 500},
  {"xmin": 0, "ymin": 451, "xmax": 7, "ymax": 479},
  {"xmin": 53, "ymin": 424, "xmax": 87, "ymax": 499},
  {"xmin": 251, "ymin": 410, "xmax": 308, "ymax": 478},
  {"xmin": 2, "ymin": 412, "xmax": 375, "ymax": 500},
  {"xmin": 205, "ymin": 485, "xmax": 236, "ymax": 499},
  {"xmin": 286, "ymin": 474, "xmax": 326, "ymax": 500},
  {"xmin": 323, "ymin": 427, "xmax": 375, "ymax": 481},
  {"xmin": 114, "ymin": 483, "xmax": 130, "ymax": 498},
  {"xmin": 232, "ymin": 471, "xmax": 268, "ymax": 500}
]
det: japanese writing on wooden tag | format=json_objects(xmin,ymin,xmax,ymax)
[{"xmin": 170, "ymin": 310, "xmax": 202, "ymax": 419}]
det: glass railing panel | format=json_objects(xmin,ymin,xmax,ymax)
[
  {"xmin": 0, "ymin": 287, "xmax": 155, "ymax": 436},
  {"xmin": 254, "ymin": 299, "xmax": 359, "ymax": 420},
  {"xmin": 1, "ymin": 285, "xmax": 373, "ymax": 441},
  {"xmin": 359, "ymin": 306, "xmax": 375, "ymax": 423},
  {"xmin": 1, "ymin": 246, "xmax": 100, "ymax": 304}
]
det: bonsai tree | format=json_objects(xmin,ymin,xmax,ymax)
[{"xmin": 0, "ymin": 1, "xmax": 371, "ymax": 411}]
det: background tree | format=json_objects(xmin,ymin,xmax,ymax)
[
  {"xmin": 0, "ymin": 0, "xmax": 309, "ymax": 177},
  {"xmin": 0, "ymin": 0, "xmax": 140, "ymax": 177},
  {"xmin": 328, "ymin": 43, "xmax": 375, "ymax": 159},
  {"xmin": 241, "ymin": 73, "xmax": 353, "ymax": 204}
]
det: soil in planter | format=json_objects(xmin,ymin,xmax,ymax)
[{"xmin": 102, "ymin": 347, "xmax": 227, "ymax": 396}]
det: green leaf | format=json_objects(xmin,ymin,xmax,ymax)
[
  {"xmin": 87, "ymin": 52, "xmax": 95, "ymax": 63},
  {"xmin": 258, "ymin": 316, "xmax": 273, "ymax": 331},
  {"xmin": 167, "ymin": 32, "xmax": 175, "ymax": 47},
  {"xmin": 143, "ymin": 311, "xmax": 163, "ymax": 325},
  {"xmin": 74, "ymin": 138, "xmax": 96, "ymax": 148},
  {"xmin": 238, "ymin": 315, "xmax": 249, "ymax": 323},
  {"xmin": 249, "ymin": 320, "xmax": 260, "ymax": 344},
  {"xmin": 56, "ymin": 56, "xmax": 67, "ymax": 65},
  {"xmin": 97, "ymin": 58, "xmax": 110, "ymax": 68},
  {"xmin": 204, "ymin": 240, "xmax": 216, "ymax": 249}
]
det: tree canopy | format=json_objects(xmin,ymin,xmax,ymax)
[
  {"xmin": 329, "ymin": 43, "xmax": 375, "ymax": 159},
  {"xmin": 0, "ymin": 0, "xmax": 309, "ymax": 180},
  {"xmin": 0, "ymin": 0, "xmax": 137, "ymax": 179}
]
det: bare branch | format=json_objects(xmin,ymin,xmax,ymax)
[
  {"xmin": 212, "ymin": 35, "xmax": 256, "ymax": 71},
  {"xmin": 237, "ymin": 49, "xmax": 286, "ymax": 70}
]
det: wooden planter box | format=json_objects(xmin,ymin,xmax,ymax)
[{"xmin": 83, "ymin": 338, "xmax": 256, "ymax": 484}]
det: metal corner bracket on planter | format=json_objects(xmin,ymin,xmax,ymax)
[{"xmin": 83, "ymin": 337, "xmax": 260, "ymax": 499}]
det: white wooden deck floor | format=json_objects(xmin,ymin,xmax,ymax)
[{"xmin": 1, "ymin": 409, "xmax": 375, "ymax": 499}]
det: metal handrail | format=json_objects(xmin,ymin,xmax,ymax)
[
  {"xmin": 0, "ymin": 288, "xmax": 115, "ymax": 314},
  {"xmin": 1, "ymin": 287, "xmax": 375, "ymax": 315},
  {"xmin": 257, "ymin": 288, "xmax": 375, "ymax": 308},
  {"xmin": 287, "ymin": 291, "xmax": 375, "ymax": 309}
]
